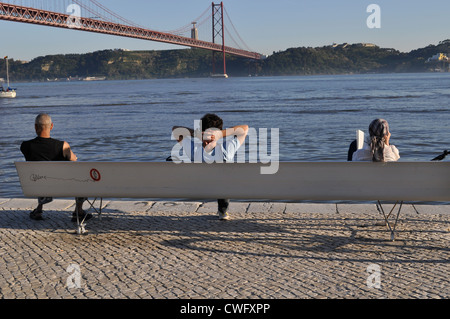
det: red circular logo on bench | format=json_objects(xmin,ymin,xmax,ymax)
[{"xmin": 90, "ymin": 169, "xmax": 101, "ymax": 182}]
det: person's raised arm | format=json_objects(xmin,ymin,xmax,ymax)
[
  {"xmin": 224, "ymin": 125, "xmax": 249, "ymax": 146},
  {"xmin": 172, "ymin": 126, "xmax": 194, "ymax": 143},
  {"xmin": 203, "ymin": 125, "xmax": 249, "ymax": 146}
]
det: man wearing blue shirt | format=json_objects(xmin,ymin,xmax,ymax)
[{"xmin": 172, "ymin": 113, "xmax": 249, "ymax": 220}]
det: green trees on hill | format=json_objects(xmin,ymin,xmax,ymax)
[
  {"xmin": 2, "ymin": 40, "xmax": 449, "ymax": 81},
  {"xmin": 263, "ymin": 45, "xmax": 409, "ymax": 75}
]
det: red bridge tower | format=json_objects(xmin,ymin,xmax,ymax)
[{"xmin": 211, "ymin": 2, "xmax": 227, "ymax": 77}]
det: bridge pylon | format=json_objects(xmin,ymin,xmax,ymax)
[{"xmin": 211, "ymin": 2, "xmax": 227, "ymax": 77}]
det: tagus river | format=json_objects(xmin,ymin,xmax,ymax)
[{"xmin": 1, "ymin": 73, "xmax": 449, "ymax": 198}]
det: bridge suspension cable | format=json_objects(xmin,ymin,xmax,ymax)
[
  {"xmin": 72, "ymin": 0, "xmax": 145, "ymax": 28},
  {"xmin": 223, "ymin": 6, "xmax": 253, "ymax": 53},
  {"xmin": 167, "ymin": 5, "xmax": 211, "ymax": 36}
]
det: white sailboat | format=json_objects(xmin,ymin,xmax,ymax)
[{"xmin": 1, "ymin": 56, "xmax": 16, "ymax": 98}]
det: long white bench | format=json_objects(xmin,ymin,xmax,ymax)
[{"xmin": 15, "ymin": 161, "xmax": 450, "ymax": 238}]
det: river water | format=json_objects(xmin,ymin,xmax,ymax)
[{"xmin": 1, "ymin": 73, "xmax": 449, "ymax": 198}]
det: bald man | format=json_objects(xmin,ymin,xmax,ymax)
[{"xmin": 20, "ymin": 113, "xmax": 91, "ymax": 222}]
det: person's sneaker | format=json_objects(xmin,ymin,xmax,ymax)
[
  {"xmin": 30, "ymin": 209, "xmax": 44, "ymax": 221},
  {"xmin": 218, "ymin": 211, "xmax": 230, "ymax": 220},
  {"xmin": 71, "ymin": 212, "xmax": 93, "ymax": 222}
]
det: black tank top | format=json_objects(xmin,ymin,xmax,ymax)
[{"xmin": 20, "ymin": 137, "xmax": 67, "ymax": 161}]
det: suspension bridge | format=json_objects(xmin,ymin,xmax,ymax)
[{"xmin": 0, "ymin": 0, "xmax": 263, "ymax": 75}]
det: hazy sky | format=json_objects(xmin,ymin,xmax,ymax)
[{"xmin": 1, "ymin": 0, "xmax": 449, "ymax": 61}]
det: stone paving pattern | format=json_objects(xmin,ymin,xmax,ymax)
[{"xmin": 0, "ymin": 198, "xmax": 449, "ymax": 299}]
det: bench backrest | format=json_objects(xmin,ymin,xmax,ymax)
[{"xmin": 15, "ymin": 161, "xmax": 450, "ymax": 202}]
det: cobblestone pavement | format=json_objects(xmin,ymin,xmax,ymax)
[{"xmin": 0, "ymin": 198, "xmax": 449, "ymax": 299}]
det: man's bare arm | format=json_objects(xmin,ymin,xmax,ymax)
[
  {"xmin": 172, "ymin": 126, "xmax": 195, "ymax": 143},
  {"xmin": 63, "ymin": 142, "xmax": 77, "ymax": 161},
  {"xmin": 204, "ymin": 125, "xmax": 249, "ymax": 146},
  {"xmin": 226, "ymin": 125, "xmax": 249, "ymax": 146}
]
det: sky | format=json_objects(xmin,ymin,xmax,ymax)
[{"xmin": 1, "ymin": 0, "xmax": 450, "ymax": 61}]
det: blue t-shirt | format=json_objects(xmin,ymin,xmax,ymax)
[{"xmin": 177, "ymin": 136, "xmax": 241, "ymax": 163}]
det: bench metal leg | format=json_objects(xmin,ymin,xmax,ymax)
[
  {"xmin": 75, "ymin": 198, "xmax": 103, "ymax": 235},
  {"xmin": 75, "ymin": 211, "xmax": 87, "ymax": 235},
  {"xmin": 86, "ymin": 198, "xmax": 103, "ymax": 220},
  {"xmin": 377, "ymin": 200, "xmax": 403, "ymax": 241}
]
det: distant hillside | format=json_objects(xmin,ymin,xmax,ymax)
[
  {"xmin": 2, "ymin": 40, "xmax": 449, "ymax": 81},
  {"xmin": 261, "ymin": 40, "xmax": 450, "ymax": 75},
  {"xmin": 4, "ymin": 49, "xmax": 248, "ymax": 81}
]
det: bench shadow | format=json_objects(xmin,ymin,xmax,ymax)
[{"xmin": 1, "ymin": 208, "xmax": 449, "ymax": 264}]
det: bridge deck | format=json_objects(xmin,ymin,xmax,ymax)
[{"xmin": 0, "ymin": 2, "xmax": 262, "ymax": 60}]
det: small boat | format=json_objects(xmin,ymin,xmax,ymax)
[
  {"xmin": 211, "ymin": 73, "xmax": 229, "ymax": 78},
  {"xmin": 1, "ymin": 56, "xmax": 16, "ymax": 98},
  {"xmin": 0, "ymin": 87, "xmax": 16, "ymax": 98}
]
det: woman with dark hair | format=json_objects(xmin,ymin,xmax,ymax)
[{"xmin": 352, "ymin": 119, "xmax": 400, "ymax": 162}]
